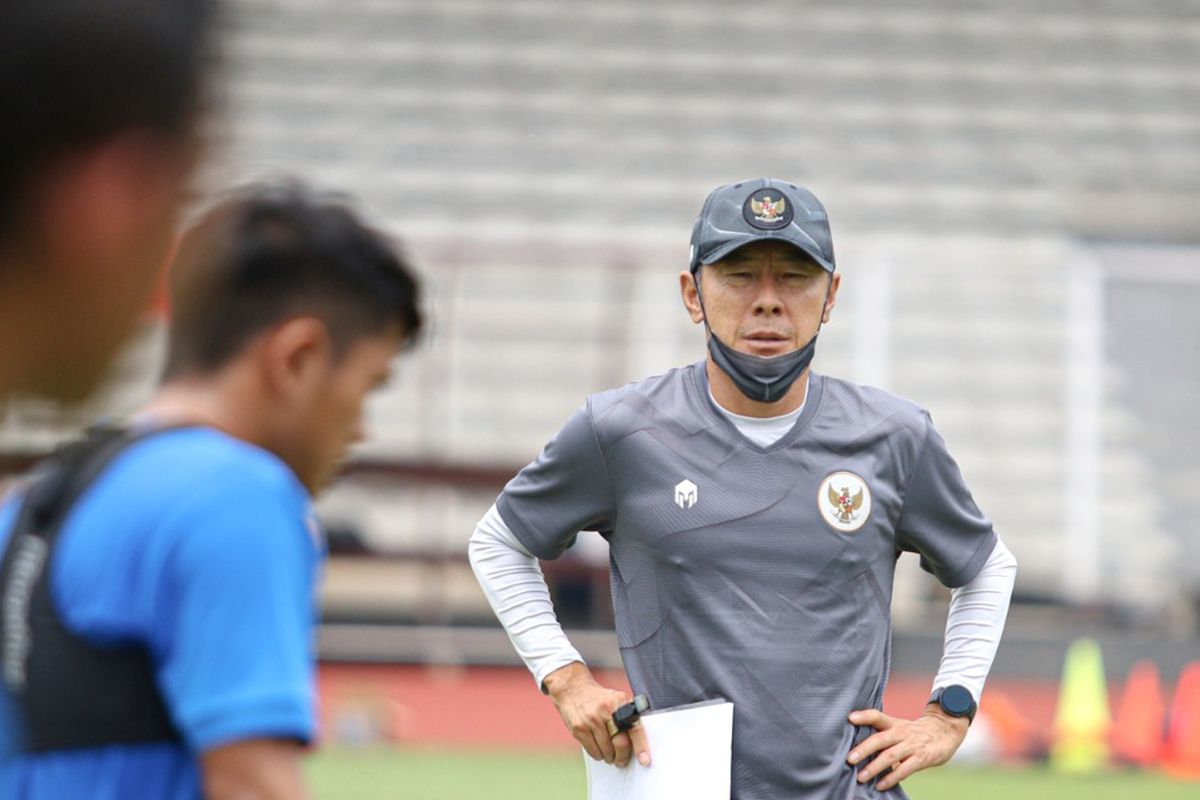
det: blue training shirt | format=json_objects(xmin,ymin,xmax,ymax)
[{"xmin": 0, "ymin": 427, "xmax": 324, "ymax": 800}]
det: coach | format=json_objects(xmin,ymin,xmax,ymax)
[{"xmin": 470, "ymin": 179, "xmax": 1018, "ymax": 798}]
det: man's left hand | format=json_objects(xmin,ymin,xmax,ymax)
[{"xmin": 845, "ymin": 705, "xmax": 969, "ymax": 791}]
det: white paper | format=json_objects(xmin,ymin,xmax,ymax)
[{"xmin": 585, "ymin": 699, "xmax": 734, "ymax": 800}]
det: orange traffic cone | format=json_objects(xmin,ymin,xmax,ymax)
[
  {"xmin": 980, "ymin": 690, "xmax": 1036, "ymax": 760},
  {"xmin": 1110, "ymin": 660, "xmax": 1166, "ymax": 767},
  {"xmin": 1163, "ymin": 661, "xmax": 1200, "ymax": 780}
]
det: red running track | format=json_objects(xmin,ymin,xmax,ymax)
[{"xmin": 318, "ymin": 664, "xmax": 1063, "ymax": 754}]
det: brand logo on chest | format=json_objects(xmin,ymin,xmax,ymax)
[
  {"xmin": 818, "ymin": 471, "xmax": 872, "ymax": 533},
  {"xmin": 674, "ymin": 479, "xmax": 698, "ymax": 510}
]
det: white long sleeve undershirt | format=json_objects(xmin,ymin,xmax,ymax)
[
  {"xmin": 468, "ymin": 503, "xmax": 584, "ymax": 690},
  {"xmin": 933, "ymin": 537, "xmax": 1017, "ymax": 701},
  {"xmin": 469, "ymin": 502, "xmax": 1017, "ymax": 703}
]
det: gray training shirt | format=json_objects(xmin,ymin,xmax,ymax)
[{"xmin": 497, "ymin": 362, "xmax": 996, "ymax": 800}]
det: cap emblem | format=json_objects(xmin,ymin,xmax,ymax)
[{"xmin": 743, "ymin": 189, "xmax": 794, "ymax": 230}]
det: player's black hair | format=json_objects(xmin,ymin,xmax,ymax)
[
  {"xmin": 0, "ymin": 0, "xmax": 218, "ymax": 245},
  {"xmin": 163, "ymin": 182, "xmax": 424, "ymax": 378}
]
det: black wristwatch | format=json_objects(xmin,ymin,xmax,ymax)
[{"xmin": 929, "ymin": 685, "xmax": 977, "ymax": 723}]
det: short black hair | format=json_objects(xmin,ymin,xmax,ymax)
[
  {"xmin": 0, "ymin": 0, "xmax": 218, "ymax": 243},
  {"xmin": 163, "ymin": 182, "xmax": 424, "ymax": 379}
]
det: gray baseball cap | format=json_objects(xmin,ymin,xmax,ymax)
[{"xmin": 689, "ymin": 178, "xmax": 835, "ymax": 274}]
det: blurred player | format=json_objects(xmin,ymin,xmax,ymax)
[
  {"xmin": 0, "ymin": 183, "xmax": 423, "ymax": 800},
  {"xmin": 470, "ymin": 179, "xmax": 1018, "ymax": 798},
  {"xmin": 0, "ymin": 0, "xmax": 216, "ymax": 403}
]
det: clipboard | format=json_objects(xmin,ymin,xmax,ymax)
[{"xmin": 585, "ymin": 698, "xmax": 733, "ymax": 800}]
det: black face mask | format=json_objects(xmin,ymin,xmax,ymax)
[
  {"xmin": 694, "ymin": 271, "xmax": 830, "ymax": 405},
  {"xmin": 705, "ymin": 330, "xmax": 818, "ymax": 404}
]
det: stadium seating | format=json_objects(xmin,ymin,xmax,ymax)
[{"xmin": 2, "ymin": 0, "xmax": 1196, "ymax": 632}]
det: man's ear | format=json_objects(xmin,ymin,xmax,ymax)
[
  {"xmin": 822, "ymin": 272, "xmax": 841, "ymax": 324},
  {"xmin": 680, "ymin": 270, "xmax": 705, "ymax": 324},
  {"xmin": 261, "ymin": 317, "xmax": 332, "ymax": 400}
]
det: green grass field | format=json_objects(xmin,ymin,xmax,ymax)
[{"xmin": 307, "ymin": 747, "xmax": 1199, "ymax": 799}]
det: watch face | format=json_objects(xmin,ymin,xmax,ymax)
[{"xmin": 941, "ymin": 685, "xmax": 975, "ymax": 717}]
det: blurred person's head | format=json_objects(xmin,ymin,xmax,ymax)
[
  {"xmin": 0, "ymin": 0, "xmax": 218, "ymax": 403},
  {"xmin": 155, "ymin": 182, "xmax": 424, "ymax": 493}
]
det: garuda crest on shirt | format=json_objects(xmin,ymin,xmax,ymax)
[
  {"xmin": 828, "ymin": 484, "xmax": 864, "ymax": 524},
  {"xmin": 817, "ymin": 470, "xmax": 872, "ymax": 533}
]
